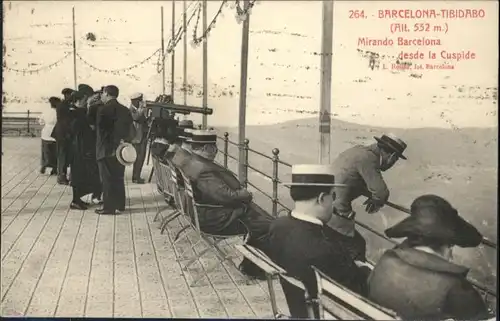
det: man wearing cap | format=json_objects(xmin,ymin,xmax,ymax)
[
  {"xmin": 183, "ymin": 129, "xmax": 275, "ymax": 278},
  {"xmin": 329, "ymin": 133, "xmax": 408, "ymax": 236},
  {"xmin": 169, "ymin": 120, "xmax": 194, "ymax": 168},
  {"xmin": 368, "ymin": 194, "xmax": 488, "ymax": 320},
  {"xmin": 51, "ymin": 87, "xmax": 76, "ymax": 185},
  {"xmin": 129, "ymin": 92, "xmax": 149, "ymax": 183},
  {"xmin": 267, "ymin": 164, "xmax": 371, "ymax": 319},
  {"xmin": 95, "ymin": 85, "xmax": 133, "ymax": 215}
]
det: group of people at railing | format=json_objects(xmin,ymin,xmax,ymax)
[
  {"xmin": 151, "ymin": 120, "xmax": 493, "ymax": 320},
  {"xmin": 38, "ymin": 84, "xmax": 155, "ymax": 213}
]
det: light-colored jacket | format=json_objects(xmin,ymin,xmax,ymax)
[
  {"xmin": 129, "ymin": 103, "xmax": 149, "ymax": 144},
  {"xmin": 40, "ymin": 108, "xmax": 57, "ymax": 142}
]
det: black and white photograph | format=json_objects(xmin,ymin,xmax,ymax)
[{"xmin": 1, "ymin": 0, "xmax": 498, "ymax": 319}]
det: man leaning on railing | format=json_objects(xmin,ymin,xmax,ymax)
[
  {"xmin": 328, "ymin": 133, "xmax": 408, "ymax": 237},
  {"xmin": 182, "ymin": 130, "xmax": 275, "ymax": 279}
]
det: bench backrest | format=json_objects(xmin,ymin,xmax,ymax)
[
  {"xmin": 312, "ymin": 266, "xmax": 400, "ymax": 320},
  {"xmin": 165, "ymin": 160, "xmax": 187, "ymax": 216},
  {"xmin": 178, "ymin": 168, "xmax": 201, "ymax": 231}
]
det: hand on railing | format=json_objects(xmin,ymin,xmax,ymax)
[{"xmin": 363, "ymin": 198, "xmax": 385, "ymax": 214}]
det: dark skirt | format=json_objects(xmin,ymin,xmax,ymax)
[{"xmin": 41, "ymin": 140, "xmax": 57, "ymax": 169}]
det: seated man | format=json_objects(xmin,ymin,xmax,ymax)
[
  {"xmin": 182, "ymin": 130, "xmax": 274, "ymax": 278},
  {"xmin": 267, "ymin": 164, "xmax": 370, "ymax": 319},
  {"xmin": 166, "ymin": 119, "xmax": 195, "ymax": 165},
  {"xmin": 368, "ymin": 194, "xmax": 489, "ymax": 320},
  {"xmin": 150, "ymin": 116, "xmax": 178, "ymax": 161}
]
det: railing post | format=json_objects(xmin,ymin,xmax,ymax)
[
  {"xmin": 223, "ymin": 132, "xmax": 229, "ymax": 168},
  {"xmin": 27, "ymin": 110, "xmax": 30, "ymax": 135},
  {"xmin": 271, "ymin": 148, "xmax": 280, "ymax": 217},
  {"xmin": 242, "ymin": 138, "xmax": 249, "ymax": 188}
]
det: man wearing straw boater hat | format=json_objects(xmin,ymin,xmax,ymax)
[
  {"xmin": 267, "ymin": 164, "xmax": 371, "ymax": 319},
  {"xmin": 182, "ymin": 129, "xmax": 275, "ymax": 278},
  {"xmin": 367, "ymin": 194, "xmax": 488, "ymax": 320},
  {"xmin": 329, "ymin": 133, "xmax": 408, "ymax": 236}
]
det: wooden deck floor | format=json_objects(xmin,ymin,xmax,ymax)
[{"xmin": 1, "ymin": 137, "xmax": 289, "ymax": 318}]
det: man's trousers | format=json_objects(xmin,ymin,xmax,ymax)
[
  {"xmin": 56, "ymin": 139, "xmax": 71, "ymax": 176},
  {"xmin": 98, "ymin": 156, "xmax": 126, "ymax": 211},
  {"xmin": 132, "ymin": 136, "xmax": 148, "ymax": 180}
]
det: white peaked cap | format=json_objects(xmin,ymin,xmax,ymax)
[
  {"xmin": 184, "ymin": 128, "xmax": 195, "ymax": 133},
  {"xmin": 130, "ymin": 92, "xmax": 143, "ymax": 100}
]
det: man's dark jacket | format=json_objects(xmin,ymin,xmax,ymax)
[
  {"xmin": 267, "ymin": 216, "xmax": 369, "ymax": 318},
  {"xmin": 51, "ymin": 99, "xmax": 74, "ymax": 140},
  {"xmin": 96, "ymin": 98, "xmax": 133, "ymax": 161},
  {"xmin": 182, "ymin": 153, "xmax": 252, "ymax": 233},
  {"xmin": 367, "ymin": 245, "xmax": 489, "ymax": 320}
]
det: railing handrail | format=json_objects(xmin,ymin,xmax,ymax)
[{"xmin": 215, "ymin": 132, "xmax": 497, "ymax": 300}]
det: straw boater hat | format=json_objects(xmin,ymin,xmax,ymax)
[
  {"xmin": 116, "ymin": 142, "xmax": 137, "ymax": 166},
  {"xmin": 283, "ymin": 164, "xmax": 348, "ymax": 187},
  {"xmin": 179, "ymin": 128, "xmax": 195, "ymax": 141},
  {"xmin": 374, "ymin": 133, "xmax": 407, "ymax": 160},
  {"xmin": 178, "ymin": 119, "xmax": 194, "ymax": 129},
  {"xmin": 130, "ymin": 92, "xmax": 143, "ymax": 100},
  {"xmin": 385, "ymin": 194, "xmax": 483, "ymax": 247},
  {"xmin": 187, "ymin": 130, "xmax": 217, "ymax": 144}
]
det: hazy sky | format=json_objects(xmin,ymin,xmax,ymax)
[{"xmin": 3, "ymin": 1, "xmax": 499, "ymax": 128}]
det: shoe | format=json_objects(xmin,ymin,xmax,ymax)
[
  {"xmin": 132, "ymin": 178, "xmax": 145, "ymax": 184},
  {"xmin": 91, "ymin": 198, "xmax": 103, "ymax": 205},
  {"xmin": 40, "ymin": 167, "xmax": 46, "ymax": 174},
  {"xmin": 95, "ymin": 209, "xmax": 119, "ymax": 215},
  {"xmin": 70, "ymin": 201, "xmax": 88, "ymax": 210},
  {"xmin": 57, "ymin": 176, "xmax": 69, "ymax": 185},
  {"xmin": 50, "ymin": 169, "xmax": 58, "ymax": 176}
]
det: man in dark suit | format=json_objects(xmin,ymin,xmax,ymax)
[
  {"xmin": 182, "ymin": 130, "xmax": 274, "ymax": 278},
  {"xmin": 95, "ymin": 85, "xmax": 133, "ymax": 215},
  {"xmin": 267, "ymin": 164, "xmax": 371, "ymax": 319},
  {"xmin": 168, "ymin": 120, "xmax": 194, "ymax": 168},
  {"xmin": 52, "ymin": 88, "xmax": 75, "ymax": 185}
]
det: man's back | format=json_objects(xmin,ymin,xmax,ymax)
[
  {"xmin": 268, "ymin": 216, "xmax": 365, "ymax": 294},
  {"xmin": 96, "ymin": 99, "xmax": 132, "ymax": 160},
  {"xmin": 333, "ymin": 144, "xmax": 389, "ymax": 213}
]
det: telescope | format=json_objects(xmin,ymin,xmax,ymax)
[{"xmin": 145, "ymin": 101, "xmax": 213, "ymax": 118}]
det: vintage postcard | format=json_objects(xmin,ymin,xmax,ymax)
[{"xmin": 1, "ymin": 0, "xmax": 497, "ymax": 319}]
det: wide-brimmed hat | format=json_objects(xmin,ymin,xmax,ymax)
[
  {"xmin": 116, "ymin": 142, "xmax": 137, "ymax": 166},
  {"xmin": 385, "ymin": 194, "xmax": 483, "ymax": 247},
  {"xmin": 283, "ymin": 164, "xmax": 348, "ymax": 187},
  {"xmin": 374, "ymin": 133, "xmax": 407, "ymax": 160},
  {"xmin": 187, "ymin": 130, "xmax": 217, "ymax": 144}
]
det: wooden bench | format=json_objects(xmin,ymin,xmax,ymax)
[
  {"xmin": 2, "ymin": 116, "xmax": 42, "ymax": 136},
  {"xmin": 312, "ymin": 266, "xmax": 400, "ymax": 320},
  {"xmin": 235, "ymin": 244, "xmax": 317, "ymax": 319}
]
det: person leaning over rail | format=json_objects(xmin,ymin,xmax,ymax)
[
  {"xmin": 182, "ymin": 130, "xmax": 275, "ymax": 279},
  {"xmin": 329, "ymin": 133, "xmax": 407, "ymax": 236},
  {"xmin": 267, "ymin": 165, "xmax": 370, "ymax": 319},
  {"xmin": 367, "ymin": 194, "xmax": 489, "ymax": 321}
]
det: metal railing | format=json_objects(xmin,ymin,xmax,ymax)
[
  {"xmin": 2, "ymin": 110, "xmax": 43, "ymax": 136},
  {"xmin": 215, "ymin": 131, "xmax": 497, "ymax": 307}
]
